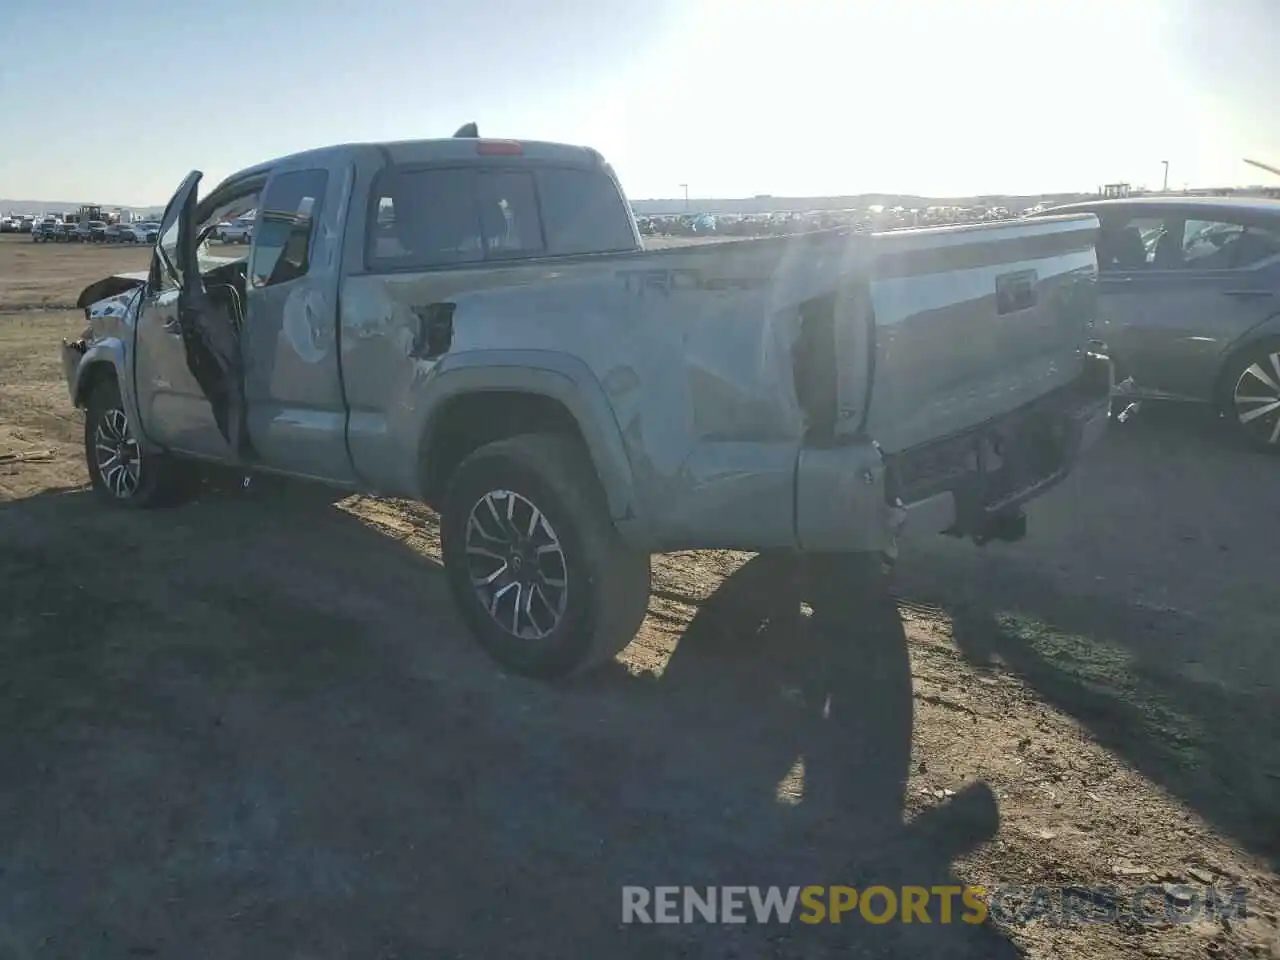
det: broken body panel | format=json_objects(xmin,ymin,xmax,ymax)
[{"xmin": 65, "ymin": 138, "xmax": 1109, "ymax": 558}]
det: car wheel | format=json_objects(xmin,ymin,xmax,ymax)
[
  {"xmin": 1219, "ymin": 338, "xmax": 1280, "ymax": 453},
  {"xmin": 85, "ymin": 378, "xmax": 177, "ymax": 506},
  {"xmin": 440, "ymin": 433, "xmax": 651, "ymax": 679}
]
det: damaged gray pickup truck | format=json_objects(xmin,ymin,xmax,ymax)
[{"xmin": 63, "ymin": 129, "xmax": 1111, "ymax": 678}]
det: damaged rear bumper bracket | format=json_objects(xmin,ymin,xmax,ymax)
[{"xmin": 882, "ymin": 351, "xmax": 1112, "ymax": 543}]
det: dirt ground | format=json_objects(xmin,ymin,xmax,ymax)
[{"xmin": 1, "ymin": 233, "xmax": 1277, "ymax": 959}]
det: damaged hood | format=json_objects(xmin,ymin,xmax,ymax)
[{"xmin": 75, "ymin": 271, "xmax": 149, "ymax": 310}]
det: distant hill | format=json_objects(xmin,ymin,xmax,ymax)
[{"xmin": 1, "ymin": 199, "xmax": 163, "ymax": 218}]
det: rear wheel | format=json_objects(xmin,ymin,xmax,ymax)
[
  {"xmin": 84, "ymin": 378, "xmax": 177, "ymax": 506},
  {"xmin": 1219, "ymin": 339, "xmax": 1280, "ymax": 453},
  {"xmin": 440, "ymin": 434, "xmax": 651, "ymax": 679}
]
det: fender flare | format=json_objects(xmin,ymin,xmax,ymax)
[
  {"xmin": 411, "ymin": 350, "xmax": 640, "ymax": 525},
  {"xmin": 70, "ymin": 338, "xmax": 157, "ymax": 451}
]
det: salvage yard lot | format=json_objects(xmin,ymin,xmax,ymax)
[{"xmin": 1, "ymin": 233, "xmax": 1277, "ymax": 958}]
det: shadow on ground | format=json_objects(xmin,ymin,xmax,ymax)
[
  {"xmin": 0, "ymin": 488, "xmax": 1015, "ymax": 958},
  {"xmin": 896, "ymin": 402, "xmax": 1280, "ymax": 872}
]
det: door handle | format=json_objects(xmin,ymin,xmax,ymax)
[{"xmin": 1223, "ymin": 289, "xmax": 1273, "ymax": 299}]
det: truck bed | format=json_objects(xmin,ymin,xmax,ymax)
[{"xmin": 632, "ymin": 214, "xmax": 1100, "ymax": 453}]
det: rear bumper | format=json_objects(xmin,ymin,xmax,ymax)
[
  {"xmin": 794, "ymin": 352, "xmax": 1111, "ymax": 553},
  {"xmin": 883, "ymin": 350, "xmax": 1112, "ymax": 539}
]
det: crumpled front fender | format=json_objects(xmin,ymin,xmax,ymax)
[{"xmin": 61, "ymin": 335, "xmax": 156, "ymax": 451}]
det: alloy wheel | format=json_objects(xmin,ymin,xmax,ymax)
[
  {"xmin": 94, "ymin": 407, "xmax": 143, "ymax": 498},
  {"xmin": 464, "ymin": 489, "xmax": 569, "ymax": 640},
  {"xmin": 1233, "ymin": 350, "xmax": 1280, "ymax": 446}
]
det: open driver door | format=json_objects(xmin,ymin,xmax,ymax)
[{"xmin": 159, "ymin": 171, "xmax": 255, "ymax": 463}]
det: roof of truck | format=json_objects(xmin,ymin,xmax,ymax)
[{"xmin": 223, "ymin": 137, "xmax": 602, "ymax": 185}]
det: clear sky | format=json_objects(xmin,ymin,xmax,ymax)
[{"xmin": 1, "ymin": 0, "xmax": 1276, "ymax": 205}]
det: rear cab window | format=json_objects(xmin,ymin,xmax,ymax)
[{"xmin": 367, "ymin": 162, "xmax": 635, "ymax": 270}]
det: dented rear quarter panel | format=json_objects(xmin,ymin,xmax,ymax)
[{"xmin": 338, "ymin": 234, "xmax": 865, "ymax": 549}]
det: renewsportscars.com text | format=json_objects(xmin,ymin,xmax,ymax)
[{"xmin": 621, "ymin": 884, "xmax": 1249, "ymax": 926}]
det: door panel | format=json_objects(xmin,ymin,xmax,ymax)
[
  {"xmin": 134, "ymin": 171, "xmax": 234, "ymax": 458},
  {"xmin": 241, "ymin": 161, "xmax": 355, "ymax": 483},
  {"xmin": 1097, "ymin": 212, "xmax": 1280, "ymax": 400},
  {"xmin": 134, "ymin": 286, "xmax": 229, "ymax": 455}
]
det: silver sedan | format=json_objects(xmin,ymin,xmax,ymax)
[{"xmin": 1040, "ymin": 196, "xmax": 1280, "ymax": 451}]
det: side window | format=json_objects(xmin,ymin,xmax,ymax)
[
  {"xmin": 1097, "ymin": 216, "xmax": 1167, "ymax": 272},
  {"xmin": 1179, "ymin": 219, "xmax": 1245, "ymax": 270},
  {"xmin": 535, "ymin": 166, "xmax": 636, "ymax": 255},
  {"xmin": 249, "ymin": 169, "xmax": 328, "ymax": 288},
  {"xmin": 1234, "ymin": 223, "xmax": 1280, "ymax": 269}
]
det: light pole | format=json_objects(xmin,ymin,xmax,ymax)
[
  {"xmin": 1161, "ymin": 160, "xmax": 1169, "ymax": 192},
  {"xmin": 679, "ymin": 183, "xmax": 689, "ymax": 212}
]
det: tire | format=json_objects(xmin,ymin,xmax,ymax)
[
  {"xmin": 440, "ymin": 433, "xmax": 651, "ymax": 679},
  {"xmin": 85, "ymin": 378, "xmax": 177, "ymax": 507},
  {"xmin": 1217, "ymin": 338, "xmax": 1280, "ymax": 453}
]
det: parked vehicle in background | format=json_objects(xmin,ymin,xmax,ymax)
[
  {"xmin": 0, "ymin": 217, "xmax": 17, "ymax": 233},
  {"xmin": 32, "ymin": 220, "xmax": 75, "ymax": 243},
  {"xmin": 104, "ymin": 223, "xmax": 133, "ymax": 243},
  {"xmin": 215, "ymin": 217, "xmax": 254, "ymax": 243},
  {"xmin": 127, "ymin": 221, "xmax": 161, "ymax": 244},
  {"xmin": 1038, "ymin": 196, "xmax": 1280, "ymax": 450},
  {"xmin": 83, "ymin": 220, "xmax": 109, "ymax": 242},
  {"xmin": 62, "ymin": 130, "xmax": 1109, "ymax": 679}
]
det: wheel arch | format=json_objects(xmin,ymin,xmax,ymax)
[
  {"xmin": 413, "ymin": 356, "xmax": 640, "ymax": 530},
  {"xmin": 1214, "ymin": 313, "xmax": 1280, "ymax": 409},
  {"xmin": 70, "ymin": 339, "xmax": 156, "ymax": 451}
]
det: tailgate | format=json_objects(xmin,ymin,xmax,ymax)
[{"xmin": 851, "ymin": 214, "xmax": 1098, "ymax": 453}]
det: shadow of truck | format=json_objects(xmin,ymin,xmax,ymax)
[{"xmin": 0, "ymin": 488, "xmax": 1017, "ymax": 958}]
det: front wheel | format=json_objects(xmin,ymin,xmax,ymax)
[
  {"xmin": 440, "ymin": 434, "xmax": 651, "ymax": 679},
  {"xmin": 1219, "ymin": 339, "xmax": 1280, "ymax": 453},
  {"xmin": 85, "ymin": 379, "xmax": 177, "ymax": 506}
]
